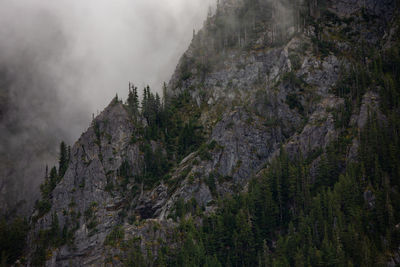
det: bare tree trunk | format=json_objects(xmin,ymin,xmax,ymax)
[{"xmin": 244, "ymin": 27, "xmax": 247, "ymax": 45}]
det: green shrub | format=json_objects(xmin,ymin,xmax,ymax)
[
  {"xmin": 208, "ymin": 140, "xmax": 217, "ymax": 150},
  {"xmin": 34, "ymin": 199, "xmax": 51, "ymax": 219},
  {"xmin": 286, "ymin": 93, "xmax": 304, "ymax": 114},
  {"xmin": 104, "ymin": 226, "xmax": 125, "ymax": 247},
  {"xmin": 206, "ymin": 172, "xmax": 218, "ymax": 197},
  {"xmin": 289, "ymin": 54, "xmax": 302, "ymax": 70},
  {"xmin": 198, "ymin": 143, "xmax": 212, "ymax": 161}
]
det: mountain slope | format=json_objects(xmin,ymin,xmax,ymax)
[{"xmin": 22, "ymin": 0, "xmax": 400, "ymax": 266}]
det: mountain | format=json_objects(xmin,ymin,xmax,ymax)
[{"xmin": 2, "ymin": 0, "xmax": 399, "ymax": 266}]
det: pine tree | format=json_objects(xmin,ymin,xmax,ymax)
[
  {"xmin": 49, "ymin": 166, "xmax": 58, "ymax": 191},
  {"xmin": 127, "ymin": 82, "xmax": 139, "ymax": 117},
  {"xmin": 58, "ymin": 141, "xmax": 68, "ymax": 178}
]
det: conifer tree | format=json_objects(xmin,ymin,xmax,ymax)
[
  {"xmin": 127, "ymin": 82, "xmax": 139, "ymax": 116},
  {"xmin": 58, "ymin": 141, "xmax": 68, "ymax": 178}
]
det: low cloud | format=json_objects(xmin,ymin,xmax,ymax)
[{"xmin": 0, "ymin": 0, "xmax": 215, "ymax": 213}]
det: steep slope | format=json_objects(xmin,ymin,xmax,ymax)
[{"xmin": 24, "ymin": 0, "xmax": 400, "ymax": 266}]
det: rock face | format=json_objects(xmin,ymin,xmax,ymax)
[
  {"xmin": 330, "ymin": 0, "xmax": 396, "ymax": 18},
  {"xmin": 28, "ymin": 101, "xmax": 141, "ymax": 266},
  {"xmin": 26, "ymin": 0, "xmax": 398, "ymax": 266}
]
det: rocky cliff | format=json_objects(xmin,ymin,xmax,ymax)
[{"xmin": 25, "ymin": 0, "xmax": 400, "ymax": 266}]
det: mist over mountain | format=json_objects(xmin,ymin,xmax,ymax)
[
  {"xmin": 1, "ymin": 0, "xmax": 400, "ymax": 266},
  {"xmin": 0, "ymin": 0, "xmax": 215, "ymax": 215}
]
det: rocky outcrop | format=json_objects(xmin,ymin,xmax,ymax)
[
  {"xmin": 27, "ymin": 100, "xmax": 146, "ymax": 266},
  {"xmin": 285, "ymin": 95, "xmax": 343, "ymax": 158},
  {"xmin": 30, "ymin": 30, "xmax": 344, "ymax": 267},
  {"xmin": 347, "ymin": 91, "xmax": 384, "ymax": 162},
  {"xmin": 25, "ymin": 0, "xmax": 398, "ymax": 265}
]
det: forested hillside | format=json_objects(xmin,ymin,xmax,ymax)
[{"xmin": 1, "ymin": 0, "xmax": 399, "ymax": 266}]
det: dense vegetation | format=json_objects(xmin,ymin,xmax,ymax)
[
  {"xmin": 144, "ymin": 20, "xmax": 400, "ymax": 267},
  {"xmin": 113, "ymin": 1, "xmax": 400, "ymax": 266},
  {"xmin": 0, "ymin": 217, "xmax": 29, "ymax": 266},
  {"xmin": 123, "ymin": 83, "xmax": 205, "ymax": 190},
  {"xmin": 2, "ymin": 0, "xmax": 399, "ymax": 266}
]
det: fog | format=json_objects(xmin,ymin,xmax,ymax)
[
  {"xmin": 0, "ymin": 0, "xmax": 215, "ymax": 215},
  {"xmin": 1, "ymin": 0, "xmax": 216, "ymax": 137}
]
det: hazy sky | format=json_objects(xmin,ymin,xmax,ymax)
[
  {"xmin": 0, "ymin": 0, "xmax": 215, "ymax": 139},
  {"xmin": 0, "ymin": 0, "xmax": 215, "ymax": 211}
]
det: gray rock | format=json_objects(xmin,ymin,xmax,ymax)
[
  {"xmin": 348, "ymin": 91, "xmax": 384, "ymax": 162},
  {"xmin": 25, "ymin": 1, "xmax": 397, "ymax": 264}
]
